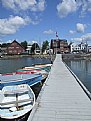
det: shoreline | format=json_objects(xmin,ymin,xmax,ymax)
[
  {"xmin": 0, "ymin": 54, "xmax": 56, "ymax": 60},
  {"xmin": 62, "ymin": 53, "xmax": 91, "ymax": 60}
]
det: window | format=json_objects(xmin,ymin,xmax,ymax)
[
  {"xmin": 8, "ymin": 47, "xmax": 14, "ymax": 49},
  {"xmin": 16, "ymin": 47, "xmax": 19, "ymax": 49},
  {"xmin": 9, "ymin": 50, "xmax": 12, "ymax": 53}
]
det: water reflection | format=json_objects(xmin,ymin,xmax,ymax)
[
  {"xmin": 0, "ymin": 57, "xmax": 51, "ymax": 74},
  {"xmin": 65, "ymin": 60, "xmax": 91, "ymax": 93}
]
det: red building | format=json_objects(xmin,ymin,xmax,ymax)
[
  {"xmin": 50, "ymin": 39, "xmax": 69, "ymax": 54},
  {"xmin": 6, "ymin": 40, "xmax": 25, "ymax": 55}
]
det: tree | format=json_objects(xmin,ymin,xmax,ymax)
[
  {"xmin": 21, "ymin": 41, "xmax": 27, "ymax": 49},
  {"xmin": 31, "ymin": 43, "xmax": 40, "ymax": 54},
  {"xmin": 42, "ymin": 40, "xmax": 49, "ymax": 53},
  {"xmin": 1, "ymin": 43, "xmax": 10, "ymax": 47}
]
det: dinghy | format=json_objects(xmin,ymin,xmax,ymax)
[
  {"xmin": 0, "ymin": 84, "xmax": 35, "ymax": 120},
  {"xmin": 0, "ymin": 74, "xmax": 42, "ymax": 90}
]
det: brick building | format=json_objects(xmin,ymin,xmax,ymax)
[
  {"xmin": 6, "ymin": 40, "xmax": 25, "ymax": 55},
  {"xmin": 50, "ymin": 39, "xmax": 69, "ymax": 54}
]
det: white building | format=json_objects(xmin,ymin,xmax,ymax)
[
  {"xmin": 88, "ymin": 46, "xmax": 91, "ymax": 53},
  {"xmin": 26, "ymin": 45, "xmax": 32, "ymax": 54},
  {"xmin": 34, "ymin": 49, "xmax": 41, "ymax": 54},
  {"xmin": 70, "ymin": 42, "xmax": 88, "ymax": 53}
]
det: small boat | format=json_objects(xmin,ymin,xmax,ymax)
[
  {"xmin": 0, "ymin": 84, "xmax": 35, "ymax": 120},
  {"xmin": 16, "ymin": 68, "xmax": 48, "ymax": 82},
  {"xmin": 16, "ymin": 68, "xmax": 41, "ymax": 74},
  {"xmin": 0, "ymin": 74, "xmax": 42, "ymax": 90},
  {"xmin": 25, "ymin": 64, "xmax": 52, "ymax": 72},
  {"xmin": 23, "ymin": 64, "xmax": 52, "ymax": 79}
]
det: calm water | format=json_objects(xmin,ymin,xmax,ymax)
[
  {"xmin": 64, "ymin": 59, "xmax": 91, "ymax": 93},
  {"xmin": 0, "ymin": 57, "xmax": 51, "ymax": 74}
]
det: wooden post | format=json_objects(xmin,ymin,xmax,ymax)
[{"xmin": 16, "ymin": 93, "xmax": 19, "ymax": 110}]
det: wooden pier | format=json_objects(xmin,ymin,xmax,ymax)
[{"xmin": 28, "ymin": 54, "xmax": 91, "ymax": 121}]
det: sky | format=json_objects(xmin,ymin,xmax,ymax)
[{"xmin": 0, "ymin": 0, "xmax": 91, "ymax": 45}]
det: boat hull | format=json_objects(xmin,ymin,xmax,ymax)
[
  {"xmin": 0, "ymin": 84, "xmax": 35, "ymax": 120},
  {"xmin": 0, "ymin": 74, "xmax": 42, "ymax": 90},
  {"xmin": 0, "ymin": 111, "xmax": 30, "ymax": 121}
]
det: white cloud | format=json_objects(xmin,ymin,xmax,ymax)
[
  {"xmin": 31, "ymin": 0, "xmax": 46, "ymax": 12},
  {"xmin": 88, "ymin": 0, "xmax": 91, "ymax": 12},
  {"xmin": 69, "ymin": 30, "xmax": 76, "ymax": 34},
  {"xmin": 0, "ymin": 16, "xmax": 30, "ymax": 36},
  {"xmin": 78, "ymin": 0, "xmax": 91, "ymax": 17},
  {"xmin": 57, "ymin": 0, "xmax": 91, "ymax": 18},
  {"xmin": 32, "ymin": 40, "xmax": 37, "ymax": 43},
  {"xmin": 57, "ymin": 0, "xmax": 77, "ymax": 18},
  {"xmin": 1, "ymin": 0, "xmax": 46, "ymax": 12},
  {"xmin": 71, "ymin": 37, "xmax": 82, "ymax": 42},
  {"xmin": 77, "ymin": 0, "xmax": 91, "ymax": 17},
  {"xmin": 43, "ymin": 29, "xmax": 54, "ymax": 35},
  {"xmin": 71, "ymin": 33, "xmax": 91, "ymax": 43},
  {"xmin": 6, "ymin": 39, "xmax": 13, "ymax": 43},
  {"xmin": 76, "ymin": 23, "xmax": 86, "ymax": 33},
  {"xmin": 81, "ymin": 33, "xmax": 91, "ymax": 42}
]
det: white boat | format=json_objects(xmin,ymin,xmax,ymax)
[
  {"xmin": 0, "ymin": 84, "xmax": 35, "ymax": 120},
  {"xmin": 0, "ymin": 74, "xmax": 42, "ymax": 90},
  {"xmin": 24, "ymin": 63, "xmax": 52, "ymax": 72}
]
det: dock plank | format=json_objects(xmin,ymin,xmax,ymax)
[{"xmin": 28, "ymin": 54, "xmax": 91, "ymax": 121}]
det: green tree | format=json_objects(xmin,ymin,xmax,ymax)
[
  {"xmin": 1, "ymin": 43, "xmax": 10, "ymax": 47},
  {"xmin": 21, "ymin": 41, "xmax": 27, "ymax": 49},
  {"xmin": 31, "ymin": 43, "xmax": 40, "ymax": 54},
  {"xmin": 42, "ymin": 40, "xmax": 49, "ymax": 53}
]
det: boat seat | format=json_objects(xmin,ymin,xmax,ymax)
[{"xmin": 0, "ymin": 98, "xmax": 33, "ymax": 106}]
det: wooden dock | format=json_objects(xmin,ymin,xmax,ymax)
[
  {"xmin": 28, "ymin": 54, "xmax": 91, "ymax": 121},
  {"xmin": 1, "ymin": 54, "xmax": 91, "ymax": 121}
]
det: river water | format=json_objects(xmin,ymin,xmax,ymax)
[
  {"xmin": 1, "ymin": 57, "xmax": 91, "ymax": 94},
  {"xmin": 0, "ymin": 57, "xmax": 51, "ymax": 74},
  {"xmin": 64, "ymin": 59, "xmax": 91, "ymax": 93}
]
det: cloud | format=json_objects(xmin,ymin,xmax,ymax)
[
  {"xmin": 31, "ymin": 0, "xmax": 46, "ymax": 12},
  {"xmin": 0, "ymin": 16, "xmax": 30, "ymax": 36},
  {"xmin": 69, "ymin": 22, "xmax": 86, "ymax": 34},
  {"xmin": 76, "ymin": 0, "xmax": 91, "ymax": 17},
  {"xmin": 71, "ymin": 33, "xmax": 91, "ymax": 43},
  {"xmin": 76, "ymin": 23, "xmax": 86, "ymax": 33},
  {"xmin": 69, "ymin": 30, "xmax": 76, "ymax": 34},
  {"xmin": 57, "ymin": 0, "xmax": 77, "ymax": 18},
  {"xmin": 71, "ymin": 37, "xmax": 82, "ymax": 42},
  {"xmin": 32, "ymin": 40, "xmax": 37, "ymax": 43},
  {"xmin": 6, "ymin": 39, "xmax": 13, "ymax": 43},
  {"xmin": 43, "ymin": 29, "xmax": 54, "ymax": 35},
  {"xmin": 1, "ymin": 0, "xmax": 46, "ymax": 12},
  {"xmin": 78, "ymin": 0, "xmax": 91, "ymax": 17},
  {"xmin": 57, "ymin": 0, "xmax": 91, "ymax": 18},
  {"xmin": 88, "ymin": 0, "xmax": 91, "ymax": 12},
  {"xmin": 81, "ymin": 33, "xmax": 91, "ymax": 42}
]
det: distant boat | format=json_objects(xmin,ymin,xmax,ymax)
[
  {"xmin": 17, "ymin": 65, "xmax": 50, "ymax": 82},
  {"xmin": 16, "ymin": 69, "xmax": 48, "ymax": 83},
  {"xmin": 23, "ymin": 64, "xmax": 52, "ymax": 81},
  {"xmin": 25, "ymin": 64, "xmax": 52, "ymax": 72},
  {"xmin": 0, "ymin": 84, "xmax": 35, "ymax": 120},
  {"xmin": 0, "ymin": 74, "xmax": 42, "ymax": 90}
]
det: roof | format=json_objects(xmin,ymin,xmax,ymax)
[{"xmin": 7, "ymin": 40, "xmax": 25, "ymax": 50}]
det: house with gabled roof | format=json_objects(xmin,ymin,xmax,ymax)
[{"xmin": 6, "ymin": 40, "xmax": 25, "ymax": 55}]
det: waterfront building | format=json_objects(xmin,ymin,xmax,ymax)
[
  {"xmin": 88, "ymin": 46, "xmax": 91, "ymax": 53},
  {"xmin": 50, "ymin": 39, "xmax": 69, "ymax": 54},
  {"xmin": 70, "ymin": 42, "xmax": 88, "ymax": 53},
  {"xmin": 6, "ymin": 40, "xmax": 25, "ymax": 55},
  {"xmin": 34, "ymin": 49, "xmax": 41, "ymax": 54},
  {"xmin": 26, "ymin": 45, "xmax": 32, "ymax": 54}
]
